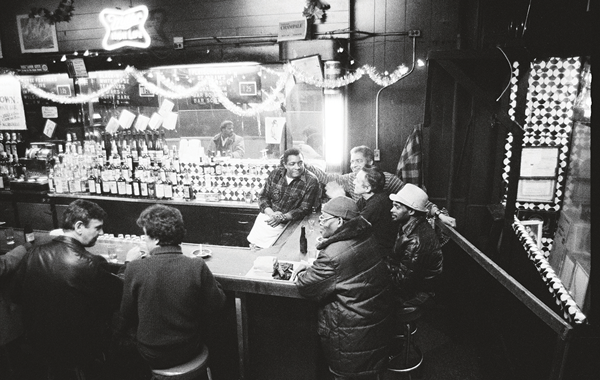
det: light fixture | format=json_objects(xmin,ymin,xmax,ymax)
[
  {"xmin": 73, "ymin": 51, "xmax": 79, "ymax": 56},
  {"xmin": 417, "ymin": 59, "xmax": 425, "ymax": 67},
  {"xmin": 60, "ymin": 55, "xmax": 67, "ymax": 62},
  {"xmin": 106, "ymin": 57, "xmax": 113, "ymax": 62},
  {"xmin": 83, "ymin": 50, "xmax": 90, "ymax": 56}
]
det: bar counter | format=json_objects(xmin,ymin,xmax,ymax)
[{"xmin": 1, "ymin": 212, "xmax": 326, "ymax": 380}]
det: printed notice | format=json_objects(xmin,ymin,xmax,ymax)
[
  {"xmin": 134, "ymin": 114, "xmax": 150, "ymax": 131},
  {"xmin": 41, "ymin": 106, "xmax": 59, "ymax": 118},
  {"xmin": 158, "ymin": 99, "xmax": 174, "ymax": 116},
  {"xmin": 162, "ymin": 112, "xmax": 178, "ymax": 130},
  {"xmin": 148, "ymin": 112, "xmax": 163, "ymax": 130},
  {"xmin": 118, "ymin": 109, "xmax": 136, "ymax": 130},
  {"xmin": 43, "ymin": 119, "xmax": 56, "ymax": 138}
]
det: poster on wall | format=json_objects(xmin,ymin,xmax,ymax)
[
  {"xmin": 265, "ymin": 117, "xmax": 285, "ymax": 144},
  {"xmin": 0, "ymin": 75, "xmax": 28, "ymax": 130},
  {"xmin": 17, "ymin": 15, "xmax": 59, "ymax": 53}
]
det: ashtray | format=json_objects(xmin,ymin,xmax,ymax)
[{"xmin": 192, "ymin": 248, "xmax": 212, "ymax": 258}]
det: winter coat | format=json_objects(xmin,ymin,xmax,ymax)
[
  {"xmin": 296, "ymin": 217, "xmax": 395, "ymax": 378},
  {"xmin": 10, "ymin": 236, "xmax": 123, "ymax": 367},
  {"xmin": 387, "ymin": 216, "xmax": 443, "ymax": 304}
]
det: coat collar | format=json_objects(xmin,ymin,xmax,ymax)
[
  {"xmin": 316, "ymin": 216, "xmax": 372, "ymax": 250},
  {"xmin": 401, "ymin": 216, "xmax": 429, "ymax": 236},
  {"xmin": 149, "ymin": 245, "xmax": 183, "ymax": 256}
]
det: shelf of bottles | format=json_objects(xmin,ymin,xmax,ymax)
[
  {"xmin": 48, "ymin": 128, "xmax": 279, "ymax": 203},
  {"xmin": 0, "ymin": 132, "xmax": 26, "ymax": 191}
]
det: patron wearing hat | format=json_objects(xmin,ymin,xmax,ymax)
[
  {"xmin": 294, "ymin": 196, "xmax": 395, "ymax": 380},
  {"xmin": 388, "ymin": 184, "xmax": 443, "ymax": 305}
]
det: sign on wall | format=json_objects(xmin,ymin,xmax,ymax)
[
  {"xmin": 0, "ymin": 75, "xmax": 27, "ymax": 130},
  {"xmin": 99, "ymin": 5, "xmax": 151, "ymax": 50}
]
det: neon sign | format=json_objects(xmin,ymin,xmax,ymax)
[{"xmin": 99, "ymin": 5, "xmax": 151, "ymax": 50}]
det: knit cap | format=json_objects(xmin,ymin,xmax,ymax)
[{"xmin": 322, "ymin": 196, "xmax": 359, "ymax": 220}]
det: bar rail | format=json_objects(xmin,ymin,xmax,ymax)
[{"xmin": 436, "ymin": 219, "xmax": 573, "ymax": 340}]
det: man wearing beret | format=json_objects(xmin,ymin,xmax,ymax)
[{"xmin": 294, "ymin": 196, "xmax": 395, "ymax": 380}]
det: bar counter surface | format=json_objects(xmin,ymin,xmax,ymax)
[{"xmin": 1, "ymin": 212, "xmax": 324, "ymax": 380}]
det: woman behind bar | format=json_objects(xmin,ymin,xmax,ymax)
[{"xmin": 116, "ymin": 204, "xmax": 226, "ymax": 370}]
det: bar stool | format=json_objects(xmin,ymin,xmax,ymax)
[
  {"xmin": 387, "ymin": 306, "xmax": 424, "ymax": 380},
  {"xmin": 151, "ymin": 345, "xmax": 213, "ymax": 380}
]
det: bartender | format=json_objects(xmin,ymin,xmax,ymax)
[
  {"xmin": 247, "ymin": 148, "xmax": 320, "ymax": 249},
  {"xmin": 211, "ymin": 120, "xmax": 245, "ymax": 158}
]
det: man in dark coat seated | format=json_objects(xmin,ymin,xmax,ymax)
[
  {"xmin": 10, "ymin": 200, "xmax": 124, "ymax": 379},
  {"xmin": 293, "ymin": 196, "xmax": 395, "ymax": 380}
]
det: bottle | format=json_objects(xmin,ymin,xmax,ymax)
[
  {"xmin": 299, "ymin": 226, "xmax": 307, "ymax": 255},
  {"xmin": 24, "ymin": 224, "xmax": 35, "ymax": 245}
]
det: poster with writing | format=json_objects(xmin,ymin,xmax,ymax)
[{"xmin": 0, "ymin": 75, "xmax": 27, "ymax": 130}]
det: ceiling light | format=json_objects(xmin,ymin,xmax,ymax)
[
  {"xmin": 60, "ymin": 55, "xmax": 67, "ymax": 62},
  {"xmin": 83, "ymin": 50, "xmax": 90, "ymax": 56},
  {"xmin": 417, "ymin": 59, "xmax": 425, "ymax": 67},
  {"xmin": 73, "ymin": 51, "xmax": 79, "ymax": 56},
  {"xmin": 106, "ymin": 57, "xmax": 113, "ymax": 62}
]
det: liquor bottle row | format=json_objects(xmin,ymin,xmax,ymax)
[
  {"xmin": 48, "ymin": 138, "xmax": 280, "ymax": 203},
  {"xmin": 0, "ymin": 132, "xmax": 25, "ymax": 158}
]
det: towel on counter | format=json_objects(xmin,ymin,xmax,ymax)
[{"xmin": 247, "ymin": 213, "xmax": 288, "ymax": 249}]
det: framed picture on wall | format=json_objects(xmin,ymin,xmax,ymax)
[
  {"xmin": 17, "ymin": 15, "xmax": 59, "ymax": 53},
  {"xmin": 521, "ymin": 219, "xmax": 543, "ymax": 249}
]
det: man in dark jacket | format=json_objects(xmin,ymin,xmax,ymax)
[
  {"xmin": 294, "ymin": 196, "xmax": 395, "ymax": 380},
  {"xmin": 116, "ymin": 204, "xmax": 226, "ymax": 370},
  {"xmin": 387, "ymin": 184, "xmax": 443, "ymax": 304},
  {"xmin": 10, "ymin": 199, "xmax": 124, "ymax": 379}
]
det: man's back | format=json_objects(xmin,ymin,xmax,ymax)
[
  {"xmin": 297, "ymin": 218, "xmax": 394, "ymax": 377},
  {"xmin": 11, "ymin": 236, "xmax": 122, "ymax": 366}
]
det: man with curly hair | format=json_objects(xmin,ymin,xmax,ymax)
[{"xmin": 116, "ymin": 204, "xmax": 226, "ymax": 371}]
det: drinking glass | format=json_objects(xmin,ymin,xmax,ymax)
[
  {"xmin": 4, "ymin": 228, "xmax": 15, "ymax": 247},
  {"xmin": 107, "ymin": 244, "xmax": 118, "ymax": 263}
]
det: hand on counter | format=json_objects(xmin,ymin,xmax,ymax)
[
  {"xmin": 291, "ymin": 262, "xmax": 309, "ymax": 282},
  {"xmin": 266, "ymin": 211, "xmax": 287, "ymax": 227},
  {"xmin": 125, "ymin": 246, "xmax": 146, "ymax": 263}
]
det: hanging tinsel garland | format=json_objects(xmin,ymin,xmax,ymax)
[
  {"xmin": 13, "ymin": 67, "xmax": 130, "ymax": 104},
  {"xmin": 2, "ymin": 62, "xmax": 415, "ymax": 115}
]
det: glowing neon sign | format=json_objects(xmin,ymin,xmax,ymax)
[{"xmin": 99, "ymin": 5, "xmax": 151, "ymax": 50}]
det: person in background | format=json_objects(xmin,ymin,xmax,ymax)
[
  {"xmin": 211, "ymin": 120, "xmax": 245, "ymax": 158},
  {"xmin": 387, "ymin": 184, "xmax": 443, "ymax": 306},
  {"xmin": 10, "ymin": 199, "xmax": 125, "ymax": 380},
  {"xmin": 305, "ymin": 145, "xmax": 457, "ymax": 229},
  {"xmin": 116, "ymin": 204, "xmax": 226, "ymax": 372},
  {"xmin": 1, "ymin": 243, "xmax": 30, "ymax": 380},
  {"xmin": 353, "ymin": 165, "xmax": 399, "ymax": 249},
  {"xmin": 247, "ymin": 148, "xmax": 320, "ymax": 249},
  {"xmin": 293, "ymin": 196, "xmax": 395, "ymax": 380}
]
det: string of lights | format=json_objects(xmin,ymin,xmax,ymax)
[{"xmin": 1, "ymin": 61, "xmax": 423, "ymax": 115}]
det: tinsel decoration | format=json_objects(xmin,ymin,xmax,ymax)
[
  {"xmin": 13, "ymin": 67, "xmax": 130, "ymax": 104},
  {"xmin": 303, "ymin": 0, "xmax": 330, "ymax": 22},
  {"xmin": 2, "ymin": 61, "xmax": 415, "ymax": 113},
  {"xmin": 512, "ymin": 216, "xmax": 587, "ymax": 324},
  {"xmin": 30, "ymin": 0, "xmax": 75, "ymax": 24}
]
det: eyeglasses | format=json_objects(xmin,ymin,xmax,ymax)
[{"xmin": 319, "ymin": 214, "xmax": 338, "ymax": 225}]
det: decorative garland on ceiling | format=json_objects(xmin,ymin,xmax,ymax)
[
  {"xmin": 303, "ymin": 0, "xmax": 330, "ymax": 22},
  {"xmin": 29, "ymin": 0, "xmax": 75, "ymax": 24},
  {"xmin": 3, "ymin": 62, "xmax": 416, "ymax": 116}
]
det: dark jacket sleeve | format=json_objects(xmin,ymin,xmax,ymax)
[
  {"xmin": 296, "ymin": 249, "xmax": 337, "ymax": 302},
  {"xmin": 199, "ymin": 263, "xmax": 226, "ymax": 315},
  {"xmin": 116, "ymin": 264, "xmax": 138, "ymax": 335},
  {"xmin": 0, "ymin": 244, "xmax": 28, "ymax": 279}
]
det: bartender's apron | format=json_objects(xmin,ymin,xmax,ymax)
[{"xmin": 247, "ymin": 213, "xmax": 288, "ymax": 249}]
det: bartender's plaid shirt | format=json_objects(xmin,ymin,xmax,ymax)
[{"xmin": 259, "ymin": 167, "xmax": 320, "ymax": 220}]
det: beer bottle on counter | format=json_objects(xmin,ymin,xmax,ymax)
[{"xmin": 300, "ymin": 226, "xmax": 307, "ymax": 255}]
